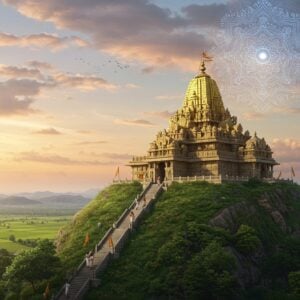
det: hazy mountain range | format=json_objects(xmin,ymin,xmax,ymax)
[{"xmin": 0, "ymin": 189, "xmax": 100, "ymax": 214}]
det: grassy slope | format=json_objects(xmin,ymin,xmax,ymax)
[
  {"xmin": 57, "ymin": 182, "xmax": 142, "ymax": 271},
  {"xmin": 81, "ymin": 181, "xmax": 300, "ymax": 300}
]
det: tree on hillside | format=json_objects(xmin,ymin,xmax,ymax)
[
  {"xmin": 4, "ymin": 240, "xmax": 61, "ymax": 292},
  {"xmin": 8, "ymin": 235, "xmax": 16, "ymax": 243},
  {"xmin": 183, "ymin": 241, "xmax": 237, "ymax": 299},
  {"xmin": 0, "ymin": 249, "xmax": 13, "ymax": 278},
  {"xmin": 235, "ymin": 224, "xmax": 261, "ymax": 255},
  {"xmin": 289, "ymin": 271, "xmax": 300, "ymax": 297}
]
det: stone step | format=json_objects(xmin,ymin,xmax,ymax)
[{"xmin": 56, "ymin": 183, "xmax": 162, "ymax": 300}]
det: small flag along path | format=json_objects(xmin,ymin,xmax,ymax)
[{"xmin": 55, "ymin": 183, "xmax": 163, "ymax": 300}]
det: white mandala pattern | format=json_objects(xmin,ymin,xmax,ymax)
[{"xmin": 211, "ymin": 0, "xmax": 300, "ymax": 113}]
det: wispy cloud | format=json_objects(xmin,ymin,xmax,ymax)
[
  {"xmin": 33, "ymin": 128, "xmax": 62, "ymax": 135},
  {"xmin": 273, "ymin": 106, "xmax": 300, "ymax": 115},
  {"xmin": 53, "ymin": 73, "xmax": 117, "ymax": 91},
  {"xmin": 76, "ymin": 130, "xmax": 93, "ymax": 134},
  {"xmin": 114, "ymin": 118, "xmax": 155, "ymax": 127},
  {"xmin": 3, "ymin": 0, "xmax": 299, "ymax": 71},
  {"xmin": 2, "ymin": 0, "xmax": 215, "ymax": 70},
  {"xmin": 101, "ymin": 152, "xmax": 131, "ymax": 160},
  {"xmin": 144, "ymin": 110, "xmax": 174, "ymax": 119},
  {"xmin": 242, "ymin": 111, "xmax": 265, "ymax": 120},
  {"xmin": 0, "ymin": 79, "xmax": 50, "ymax": 115},
  {"xmin": 125, "ymin": 83, "xmax": 141, "ymax": 89},
  {"xmin": 0, "ymin": 64, "xmax": 43, "ymax": 80},
  {"xmin": 0, "ymin": 63, "xmax": 117, "ymax": 115},
  {"xmin": 0, "ymin": 32, "xmax": 88, "ymax": 51},
  {"xmin": 271, "ymin": 138, "xmax": 300, "ymax": 180},
  {"xmin": 14, "ymin": 151, "xmax": 115, "ymax": 166},
  {"xmin": 155, "ymin": 94, "xmax": 182, "ymax": 101},
  {"xmin": 74, "ymin": 140, "xmax": 107, "ymax": 146},
  {"xmin": 271, "ymin": 138, "xmax": 300, "ymax": 163},
  {"xmin": 26, "ymin": 60, "xmax": 53, "ymax": 70}
]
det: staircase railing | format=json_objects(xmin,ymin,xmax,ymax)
[
  {"xmin": 96, "ymin": 227, "xmax": 114, "ymax": 251},
  {"xmin": 54, "ymin": 182, "xmax": 160, "ymax": 299}
]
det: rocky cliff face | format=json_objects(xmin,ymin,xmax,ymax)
[{"xmin": 209, "ymin": 186, "xmax": 300, "ymax": 290}]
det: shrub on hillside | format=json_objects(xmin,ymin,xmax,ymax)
[
  {"xmin": 289, "ymin": 271, "xmax": 300, "ymax": 297},
  {"xmin": 4, "ymin": 240, "xmax": 61, "ymax": 293},
  {"xmin": 183, "ymin": 241, "xmax": 237, "ymax": 299},
  {"xmin": 8, "ymin": 235, "xmax": 15, "ymax": 243},
  {"xmin": 0, "ymin": 249, "xmax": 13, "ymax": 278},
  {"xmin": 235, "ymin": 224, "xmax": 261, "ymax": 255}
]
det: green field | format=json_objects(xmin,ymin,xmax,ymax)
[{"xmin": 0, "ymin": 216, "xmax": 71, "ymax": 253}]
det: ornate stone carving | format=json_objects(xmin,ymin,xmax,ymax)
[{"xmin": 128, "ymin": 62, "xmax": 278, "ymax": 181}]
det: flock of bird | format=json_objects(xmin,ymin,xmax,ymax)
[
  {"xmin": 75, "ymin": 56, "xmax": 130, "ymax": 74},
  {"xmin": 74, "ymin": 52, "xmax": 212, "ymax": 75}
]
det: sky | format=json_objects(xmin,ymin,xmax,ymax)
[{"xmin": 0, "ymin": 0, "xmax": 299, "ymax": 193}]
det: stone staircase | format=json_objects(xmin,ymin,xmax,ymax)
[{"xmin": 55, "ymin": 183, "xmax": 163, "ymax": 300}]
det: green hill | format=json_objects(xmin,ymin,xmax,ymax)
[
  {"xmin": 57, "ymin": 182, "xmax": 142, "ymax": 270},
  {"xmin": 56, "ymin": 180, "xmax": 300, "ymax": 299},
  {"xmin": 84, "ymin": 180, "xmax": 300, "ymax": 300}
]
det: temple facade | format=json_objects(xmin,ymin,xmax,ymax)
[{"xmin": 128, "ymin": 62, "xmax": 278, "ymax": 183}]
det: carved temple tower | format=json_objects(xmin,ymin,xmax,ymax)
[{"xmin": 128, "ymin": 62, "xmax": 278, "ymax": 183}]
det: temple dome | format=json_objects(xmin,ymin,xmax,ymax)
[
  {"xmin": 245, "ymin": 133, "xmax": 268, "ymax": 150},
  {"xmin": 183, "ymin": 67, "xmax": 226, "ymax": 122}
]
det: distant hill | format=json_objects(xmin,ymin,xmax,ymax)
[
  {"xmin": 16, "ymin": 189, "xmax": 100, "ymax": 200},
  {"xmin": 56, "ymin": 180, "xmax": 300, "ymax": 300},
  {"xmin": 0, "ymin": 196, "xmax": 42, "ymax": 206},
  {"xmin": 39, "ymin": 195, "xmax": 89, "ymax": 205},
  {"xmin": 16, "ymin": 191, "xmax": 58, "ymax": 200},
  {"xmin": 0, "ymin": 192, "xmax": 94, "ymax": 214}
]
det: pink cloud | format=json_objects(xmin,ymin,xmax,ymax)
[
  {"xmin": 2, "ymin": 0, "xmax": 213, "ymax": 70},
  {"xmin": 271, "ymin": 138, "xmax": 300, "ymax": 180},
  {"xmin": 33, "ymin": 128, "xmax": 62, "ymax": 135},
  {"xmin": 53, "ymin": 73, "xmax": 117, "ymax": 91},
  {"xmin": 0, "ymin": 79, "xmax": 48, "ymax": 115},
  {"xmin": 114, "ymin": 118, "xmax": 155, "ymax": 127},
  {"xmin": 0, "ymin": 32, "xmax": 88, "ymax": 50},
  {"xmin": 0, "ymin": 64, "xmax": 43, "ymax": 79},
  {"xmin": 242, "ymin": 111, "xmax": 265, "ymax": 120},
  {"xmin": 144, "ymin": 110, "xmax": 174, "ymax": 119}
]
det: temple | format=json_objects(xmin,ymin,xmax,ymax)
[{"xmin": 128, "ymin": 61, "xmax": 278, "ymax": 183}]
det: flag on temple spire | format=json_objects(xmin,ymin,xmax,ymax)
[
  {"xmin": 83, "ymin": 233, "xmax": 90, "ymax": 247},
  {"xmin": 202, "ymin": 51, "xmax": 213, "ymax": 61}
]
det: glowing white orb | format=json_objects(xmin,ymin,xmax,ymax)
[
  {"xmin": 256, "ymin": 49, "xmax": 270, "ymax": 63},
  {"xmin": 258, "ymin": 51, "xmax": 268, "ymax": 60}
]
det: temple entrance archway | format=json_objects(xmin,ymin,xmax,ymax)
[{"xmin": 157, "ymin": 162, "xmax": 166, "ymax": 182}]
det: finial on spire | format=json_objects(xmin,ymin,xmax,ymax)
[
  {"xmin": 200, "ymin": 61, "xmax": 206, "ymax": 74},
  {"xmin": 199, "ymin": 52, "xmax": 213, "ymax": 75}
]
